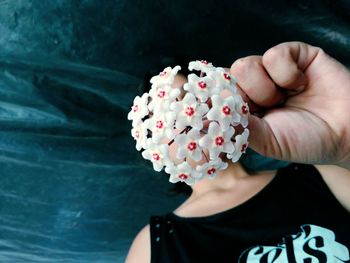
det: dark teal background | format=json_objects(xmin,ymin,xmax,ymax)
[{"xmin": 0, "ymin": 0, "xmax": 349, "ymax": 262}]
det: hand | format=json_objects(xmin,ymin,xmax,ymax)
[{"xmin": 230, "ymin": 41, "xmax": 350, "ymax": 169}]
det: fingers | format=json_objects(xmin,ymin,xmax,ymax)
[
  {"xmin": 229, "ymin": 42, "xmax": 322, "ymax": 109},
  {"xmin": 230, "ymin": 56, "xmax": 285, "ymax": 108},
  {"xmin": 262, "ymin": 41, "xmax": 321, "ymax": 90}
]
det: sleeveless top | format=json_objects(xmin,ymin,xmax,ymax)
[{"xmin": 149, "ymin": 163, "xmax": 350, "ymax": 262}]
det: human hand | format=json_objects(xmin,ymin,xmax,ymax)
[{"xmin": 230, "ymin": 41, "xmax": 350, "ymax": 169}]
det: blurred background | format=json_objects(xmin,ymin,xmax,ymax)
[{"xmin": 0, "ymin": 0, "xmax": 349, "ymax": 262}]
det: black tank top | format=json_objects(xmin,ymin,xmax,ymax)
[{"xmin": 149, "ymin": 163, "xmax": 350, "ymax": 262}]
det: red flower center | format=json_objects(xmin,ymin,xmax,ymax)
[
  {"xmin": 135, "ymin": 130, "xmax": 140, "ymax": 139},
  {"xmin": 241, "ymin": 143, "xmax": 248, "ymax": 152},
  {"xmin": 156, "ymin": 120, "xmax": 164, "ymax": 129},
  {"xmin": 222, "ymin": 105, "xmax": 231, "ymax": 115},
  {"xmin": 187, "ymin": 142, "xmax": 197, "ymax": 151},
  {"xmin": 152, "ymin": 153, "xmax": 160, "ymax": 161},
  {"xmin": 207, "ymin": 168, "xmax": 216, "ymax": 175},
  {"xmin": 242, "ymin": 105, "xmax": 248, "ymax": 114},
  {"xmin": 159, "ymin": 71, "xmax": 167, "ymax": 76},
  {"xmin": 198, "ymin": 81, "xmax": 207, "ymax": 89},
  {"xmin": 179, "ymin": 173, "xmax": 188, "ymax": 180},
  {"xmin": 185, "ymin": 106, "xmax": 195, "ymax": 116},
  {"xmin": 157, "ymin": 90, "xmax": 166, "ymax": 98},
  {"xmin": 133, "ymin": 104, "xmax": 139, "ymax": 112},
  {"xmin": 223, "ymin": 72, "xmax": 231, "ymax": 81},
  {"xmin": 215, "ymin": 136, "xmax": 224, "ymax": 146},
  {"xmin": 200, "ymin": 60, "xmax": 208, "ymax": 65}
]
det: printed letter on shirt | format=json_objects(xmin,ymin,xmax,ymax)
[{"xmin": 238, "ymin": 224, "xmax": 350, "ymax": 263}]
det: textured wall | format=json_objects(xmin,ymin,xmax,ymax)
[{"xmin": 0, "ymin": 0, "xmax": 349, "ymax": 262}]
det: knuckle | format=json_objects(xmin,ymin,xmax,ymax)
[
  {"xmin": 262, "ymin": 47, "xmax": 280, "ymax": 68},
  {"xmin": 230, "ymin": 59, "xmax": 248, "ymax": 81},
  {"xmin": 230, "ymin": 57, "xmax": 245, "ymax": 71},
  {"xmin": 231, "ymin": 55, "xmax": 260, "ymax": 71},
  {"xmin": 278, "ymin": 67, "xmax": 300, "ymax": 87},
  {"xmin": 231, "ymin": 56, "xmax": 259, "ymax": 77}
]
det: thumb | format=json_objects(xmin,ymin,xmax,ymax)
[{"xmin": 247, "ymin": 114, "xmax": 282, "ymax": 160}]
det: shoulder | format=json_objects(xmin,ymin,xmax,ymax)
[
  {"xmin": 125, "ymin": 224, "xmax": 151, "ymax": 263},
  {"xmin": 314, "ymin": 164, "xmax": 350, "ymax": 213}
]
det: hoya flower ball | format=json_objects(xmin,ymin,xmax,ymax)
[{"xmin": 127, "ymin": 61, "xmax": 250, "ymax": 185}]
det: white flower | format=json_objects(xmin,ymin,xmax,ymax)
[
  {"xmin": 128, "ymin": 60, "xmax": 250, "ymax": 185},
  {"xmin": 170, "ymin": 93, "xmax": 209, "ymax": 130},
  {"xmin": 148, "ymin": 84, "xmax": 181, "ymax": 112},
  {"xmin": 131, "ymin": 122, "xmax": 148, "ymax": 151},
  {"xmin": 199, "ymin": 122, "xmax": 235, "ymax": 159},
  {"xmin": 227, "ymin": 129, "xmax": 249, "ymax": 162},
  {"xmin": 207, "ymin": 94, "xmax": 241, "ymax": 131},
  {"xmin": 127, "ymin": 93, "xmax": 149, "ymax": 126},
  {"xmin": 188, "ymin": 60, "xmax": 214, "ymax": 73},
  {"xmin": 144, "ymin": 112, "xmax": 176, "ymax": 143},
  {"xmin": 196, "ymin": 158, "xmax": 228, "ymax": 180},
  {"xmin": 174, "ymin": 129, "xmax": 203, "ymax": 161},
  {"xmin": 165, "ymin": 162, "xmax": 197, "ymax": 185},
  {"xmin": 183, "ymin": 73, "xmax": 218, "ymax": 102},
  {"xmin": 142, "ymin": 139, "xmax": 171, "ymax": 172},
  {"xmin": 150, "ymin": 66, "xmax": 181, "ymax": 88},
  {"xmin": 207, "ymin": 67, "xmax": 237, "ymax": 93},
  {"xmin": 233, "ymin": 95, "xmax": 249, "ymax": 128}
]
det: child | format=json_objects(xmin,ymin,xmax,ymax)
[{"xmin": 126, "ymin": 41, "xmax": 350, "ymax": 262}]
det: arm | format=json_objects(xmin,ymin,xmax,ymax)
[
  {"xmin": 125, "ymin": 224, "xmax": 151, "ymax": 263},
  {"xmin": 315, "ymin": 165, "xmax": 350, "ymax": 213}
]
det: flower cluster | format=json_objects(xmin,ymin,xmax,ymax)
[{"xmin": 127, "ymin": 60, "xmax": 250, "ymax": 185}]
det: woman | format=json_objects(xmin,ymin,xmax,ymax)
[{"xmin": 126, "ymin": 42, "xmax": 350, "ymax": 262}]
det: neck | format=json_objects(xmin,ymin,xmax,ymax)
[{"xmin": 190, "ymin": 161, "xmax": 250, "ymax": 198}]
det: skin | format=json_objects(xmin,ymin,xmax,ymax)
[
  {"xmin": 125, "ymin": 41, "xmax": 350, "ymax": 263},
  {"xmin": 231, "ymin": 42, "xmax": 350, "ymax": 168}
]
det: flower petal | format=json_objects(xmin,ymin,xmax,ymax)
[
  {"xmin": 175, "ymin": 134, "xmax": 187, "ymax": 146},
  {"xmin": 209, "ymin": 122, "xmax": 221, "ymax": 136},
  {"xmin": 192, "ymin": 117, "xmax": 203, "ymax": 130},
  {"xmin": 153, "ymin": 162, "xmax": 163, "ymax": 172},
  {"xmin": 199, "ymin": 135, "xmax": 212, "ymax": 148},
  {"xmin": 177, "ymin": 148, "xmax": 187, "ymax": 160},
  {"xmin": 225, "ymin": 126, "xmax": 235, "ymax": 139},
  {"xmin": 169, "ymin": 174, "xmax": 180, "ymax": 183},
  {"xmin": 207, "ymin": 108, "xmax": 220, "ymax": 121},
  {"xmin": 191, "ymin": 149, "xmax": 203, "ymax": 162},
  {"xmin": 223, "ymin": 142, "xmax": 234, "ymax": 153},
  {"xmin": 219, "ymin": 118, "xmax": 231, "ymax": 131},
  {"xmin": 211, "ymin": 94, "xmax": 222, "ymax": 107},
  {"xmin": 209, "ymin": 147, "xmax": 220, "ymax": 159},
  {"xmin": 175, "ymin": 118, "xmax": 187, "ymax": 130}
]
